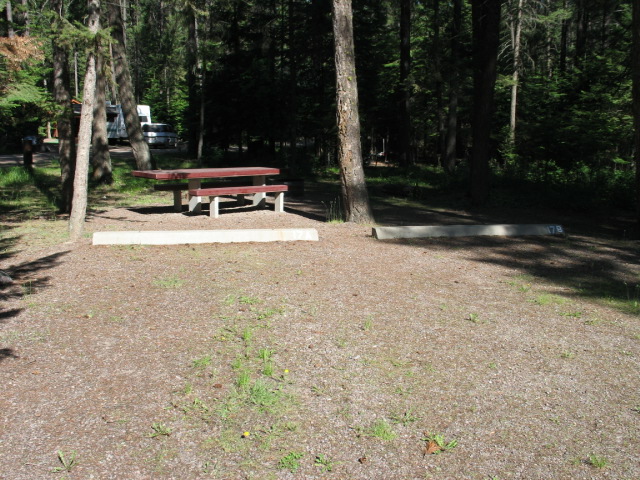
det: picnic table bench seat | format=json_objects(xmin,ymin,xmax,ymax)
[
  {"xmin": 154, "ymin": 181, "xmax": 245, "ymax": 211},
  {"xmin": 188, "ymin": 184, "xmax": 288, "ymax": 218}
]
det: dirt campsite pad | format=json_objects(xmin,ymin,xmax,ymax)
[{"xmin": 1, "ymin": 195, "xmax": 639, "ymax": 479}]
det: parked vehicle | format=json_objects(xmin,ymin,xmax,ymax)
[
  {"xmin": 142, "ymin": 123, "xmax": 177, "ymax": 148},
  {"xmin": 103, "ymin": 103, "xmax": 152, "ymax": 144}
]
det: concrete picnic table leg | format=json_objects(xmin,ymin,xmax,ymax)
[
  {"xmin": 187, "ymin": 179, "xmax": 202, "ymax": 213},
  {"xmin": 252, "ymin": 175, "xmax": 267, "ymax": 208}
]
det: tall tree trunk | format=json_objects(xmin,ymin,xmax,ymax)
[
  {"xmin": 509, "ymin": 0, "xmax": 524, "ymax": 143},
  {"xmin": 69, "ymin": 0, "xmax": 101, "ymax": 241},
  {"xmin": 52, "ymin": 0, "xmax": 76, "ymax": 213},
  {"xmin": 186, "ymin": 6, "xmax": 199, "ymax": 157},
  {"xmin": 470, "ymin": 0, "xmax": 501, "ymax": 205},
  {"xmin": 559, "ymin": 0, "xmax": 568, "ymax": 73},
  {"xmin": 108, "ymin": 0, "xmax": 153, "ymax": 170},
  {"xmin": 288, "ymin": 0, "xmax": 299, "ymax": 173},
  {"xmin": 19, "ymin": 0, "xmax": 28, "ymax": 36},
  {"xmin": 433, "ymin": 0, "xmax": 445, "ymax": 164},
  {"xmin": 444, "ymin": 0, "xmax": 462, "ymax": 173},
  {"xmin": 633, "ymin": 0, "xmax": 640, "ymax": 229},
  {"xmin": 6, "ymin": 1, "xmax": 14, "ymax": 38},
  {"xmin": 332, "ymin": 0, "xmax": 374, "ymax": 223},
  {"xmin": 398, "ymin": 0, "xmax": 412, "ymax": 167},
  {"xmin": 91, "ymin": 51, "xmax": 112, "ymax": 184}
]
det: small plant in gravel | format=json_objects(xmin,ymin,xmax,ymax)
[
  {"xmin": 278, "ymin": 451, "xmax": 304, "ymax": 472},
  {"xmin": 364, "ymin": 419, "xmax": 397, "ymax": 441},
  {"xmin": 52, "ymin": 450, "xmax": 77, "ymax": 473},
  {"xmin": 192, "ymin": 355, "xmax": 212, "ymax": 369},
  {"xmin": 467, "ymin": 313, "xmax": 481, "ymax": 323},
  {"xmin": 560, "ymin": 311, "xmax": 582, "ymax": 318},
  {"xmin": 390, "ymin": 409, "xmax": 419, "ymax": 426},
  {"xmin": 587, "ymin": 454, "xmax": 609, "ymax": 468},
  {"xmin": 152, "ymin": 275, "xmax": 184, "ymax": 288},
  {"xmin": 422, "ymin": 433, "xmax": 458, "ymax": 454},
  {"xmin": 560, "ymin": 350, "xmax": 576, "ymax": 359},
  {"xmin": 530, "ymin": 293, "xmax": 567, "ymax": 306},
  {"xmin": 239, "ymin": 295, "xmax": 261, "ymax": 305},
  {"xmin": 315, "ymin": 454, "xmax": 335, "ymax": 472},
  {"xmin": 149, "ymin": 422, "xmax": 172, "ymax": 438},
  {"xmin": 236, "ymin": 370, "xmax": 251, "ymax": 389},
  {"xmin": 248, "ymin": 378, "xmax": 282, "ymax": 410}
]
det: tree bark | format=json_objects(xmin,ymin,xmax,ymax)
[
  {"xmin": 6, "ymin": 1, "xmax": 14, "ymax": 38},
  {"xmin": 398, "ymin": 0, "xmax": 412, "ymax": 167},
  {"xmin": 186, "ymin": 6, "xmax": 199, "ymax": 158},
  {"xmin": 633, "ymin": 0, "xmax": 640, "ymax": 228},
  {"xmin": 52, "ymin": 0, "xmax": 76, "ymax": 213},
  {"xmin": 444, "ymin": 0, "xmax": 462, "ymax": 173},
  {"xmin": 91, "ymin": 51, "xmax": 112, "ymax": 184},
  {"xmin": 470, "ymin": 0, "xmax": 501, "ymax": 205},
  {"xmin": 509, "ymin": 0, "xmax": 524, "ymax": 143},
  {"xmin": 108, "ymin": 0, "xmax": 153, "ymax": 170},
  {"xmin": 69, "ymin": 0, "xmax": 101, "ymax": 241},
  {"xmin": 332, "ymin": 0, "xmax": 374, "ymax": 223}
]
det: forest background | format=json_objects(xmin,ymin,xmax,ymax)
[{"xmin": 0, "ymin": 0, "xmax": 638, "ymax": 228}]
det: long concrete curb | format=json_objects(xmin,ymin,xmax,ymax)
[
  {"xmin": 93, "ymin": 228, "xmax": 319, "ymax": 245},
  {"xmin": 373, "ymin": 224, "xmax": 565, "ymax": 240}
]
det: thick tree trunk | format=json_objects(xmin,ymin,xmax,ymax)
[
  {"xmin": 19, "ymin": 0, "xmax": 28, "ymax": 36},
  {"xmin": 633, "ymin": 0, "xmax": 640, "ymax": 229},
  {"xmin": 69, "ymin": 0, "xmax": 101, "ymax": 241},
  {"xmin": 332, "ymin": 0, "xmax": 374, "ymax": 223},
  {"xmin": 108, "ymin": 0, "xmax": 153, "ymax": 170},
  {"xmin": 470, "ymin": 0, "xmax": 501, "ymax": 205},
  {"xmin": 509, "ymin": 0, "xmax": 524, "ymax": 143},
  {"xmin": 52, "ymin": 0, "xmax": 76, "ymax": 213},
  {"xmin": 186, "ymin": 7, "xmax": 199, "ymax": 157},
  {"xmin": 91, "ymin": 51, "xmax": 112, "ymax": 184},
  {"xmin": 398, "ymin": 0, "xmax": 412, "ymax": 167},
  {"xmin": 6, "ymin": 1, "xmax": 14, "ymax": 38},
  {"xmin": 444, "ymin": 0, "xmax": 462, "ymax": 173}
]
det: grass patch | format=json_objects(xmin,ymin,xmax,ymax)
[
  {"xmin": 278, "ymin": 451, "xmax": 304, "ymax": 473},
  {"xmin": 153, "ymin": 275, "xmax": 184, "ymax": 288},
  {"xmin": 363, "ymin": 419, "xmax": 397, "ymax": 441}
]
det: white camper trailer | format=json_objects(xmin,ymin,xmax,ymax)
[{"xmin": 105, "ymin": 103, "xmax": 152, "ymax": 143}]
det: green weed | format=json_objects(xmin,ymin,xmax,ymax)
[
  {"xmin": 390, "ymin": 409, "xmax": 419, "ymax": 426},
  {"xmin": 239, "ymin": 295, "xmax": 261, "ymax": 305},
  {"xmin": 587, "ymin": 454, "xmax": 609, "ymax": 468},
  {"xmin": 52, "ymin": 450, "xmax": 77, "ymax": 473},
  {"xmin": 192, "ymin": 355, "xmax": 212, "ymax": 369},
  {"xmin": 468, "ymin": 313, "xmax": 481, "ymax": 323},
  {"xmin": 560, "ymin": 311, "xmax": 582, "ymax": 318},
  {"xmin": 262, "ymin": 361, "xmax": 275, "ymax": 376},
  {"xmin": 314, "ymin": 454, "xmax": 335, "ymax": 472},
  {"xmin": 248, "ymin": 379, "xmax": 282, "ymax": 410},
  {"xmin": 278, "ymin": 451, "xmax": 304, "ymax": 473},
  {"xmin": 258, "ymin": 348, "xmax": 275, "ymax": 361},
  {"xmin": 530, "ymin": 293, "xmax": 567, "ymax": 306},
  {"xmin": 148, "ymin": 422, "xmax": 172, "ymax": 438},
  {"xmin": 153, "ymin": 275, "xmax": 184, "ymax": 288},
  {"xmin": 423, "ymin": 433, "xmax": 458, "ymax": 453},
  {"xmin": 236, "ymin": 370, "xmax": 251, "ymax": 389},
  {"xmin": 364, "ymin": 419, "xmax": 397, "ymax": 441}
]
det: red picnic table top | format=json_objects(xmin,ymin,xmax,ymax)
[{"xmin": 132, "ymin": 167, "xmax": 280, "ymax": 180}]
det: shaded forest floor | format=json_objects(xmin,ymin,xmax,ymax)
[{"xmin": 0, "ymin": 152, "xmax": 639, "ymax": 479}]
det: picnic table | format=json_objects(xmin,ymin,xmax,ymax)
[{"xmin": 132, "ymin": 167, "xmax": 287, "ymax": 217}]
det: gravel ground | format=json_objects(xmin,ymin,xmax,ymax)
[{"xmin": 1, "ymin": 190, "xmax": 639, "ymax": 480}]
